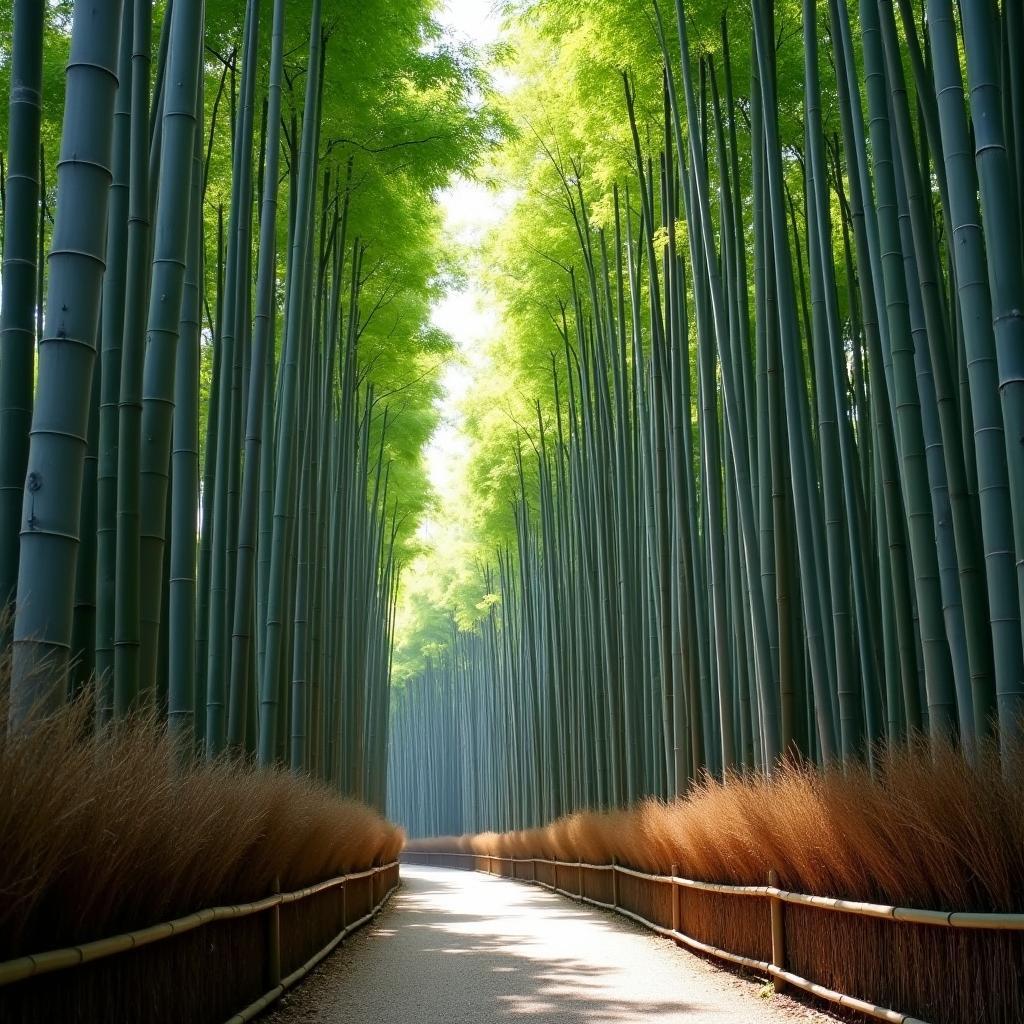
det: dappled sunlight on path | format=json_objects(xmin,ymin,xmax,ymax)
[{"xmin": 264, "ymin": 866, "xmax": 833, "ymax": 1023}]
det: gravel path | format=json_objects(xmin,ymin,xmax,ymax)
[{"xmin": 264, "ymin": 865, "xmax": 837, "ymax": 1024}]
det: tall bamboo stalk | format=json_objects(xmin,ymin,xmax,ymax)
[
  {"xmin": 9, "ymin": 0, "xmax": 127, "ymax": 721},
  {"xmin": 0, "ymin": 0, "xmax": 44, "ymax": 636}
]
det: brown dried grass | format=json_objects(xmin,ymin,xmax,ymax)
[
  {"xmin": 407, "ymin": 740, "xmax": 1024, "ymax": 914},
  {"xmin": 0, "ymin": 697, "xmax": 404, "ymax": 960}
]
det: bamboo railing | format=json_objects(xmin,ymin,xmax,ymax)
[
  {"xmin": 402, "ymin": 851, "xmax": 1024, "ymax": 1024},
  {"xmin": 0, "ymin": 861, "xmax": 400, "ymax": 1024}
]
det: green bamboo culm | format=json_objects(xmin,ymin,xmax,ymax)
[
  {"xmin": 227, "ymin": 0, "xmax": 286, "ymax": 749},
  {"xmin": 257, "ymin": 0, "xmax": 323, "ymax": 766},
  {"xmin": 95, "ymin": 1, "xmax": 136, "ymax": 723},
  {"xmin": 135, "ymin": 0, "xmax": 206, "ymax": 699},
  {"xmin": 112, "ymin": 0, "xmax": 153, "ymax": 715},
  {"xmin": 166, "ymin": 1, "xmax": 206, "ymax": 743},
  {"xmin": 204, "ymin": 0, "xmax": 260, "ymax": 755},
  {"xmin": 0, "ymin": 0, "xmax": 44, "ymax": 641},
  {"xmin": 9, "ymin": 0, "xmax": 127, "ymax": 722},
  {"xmin": 958, "ymin": 0, "xmax": 1024, "ymax": 751}
]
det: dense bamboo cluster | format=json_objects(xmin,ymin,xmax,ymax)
[
  {"xmin": 390, "ymin": 0, "xmax": 1024, "ymax": 835},
  {"xmin": 0, "ymin": 0, "xmax": 478, "ymax": 807}
]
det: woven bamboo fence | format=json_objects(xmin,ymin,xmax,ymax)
[
  {"xmin": 0, "ymin": 861, "xmax": 400, "ymax": 1024},
  {"xmin": 402, "ymin": 851, "xmax": 1024, "ymax": 1024}
]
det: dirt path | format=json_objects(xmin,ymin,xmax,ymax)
[{"xmin": 264, "ymin": 865, "xmax": 836, "ymax": 1024}]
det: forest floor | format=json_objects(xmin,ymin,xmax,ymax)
[{"xmin": 263, "ymin": 865, "xmax": 837, "ymax": 1023}]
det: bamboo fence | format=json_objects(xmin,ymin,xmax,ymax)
[
  {"xmin": 0, "ymin": 861, "xmax": 400, "ymax": 1024},
  {"xmin": 402, "ymin": 851, "xmax": 1024, "ymax": 1024}
]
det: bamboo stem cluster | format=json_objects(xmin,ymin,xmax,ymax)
[
  {"xmin": 390, "ymin": 0, "xmax": 1024, "ymax": 836},
  {"xmin": 0, "ymin": 0, "xmax": 419, "ymax": 805}
]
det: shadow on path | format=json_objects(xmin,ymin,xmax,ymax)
[{"xmin": 264, "ymin": 866, "xmax": 831, "ymax": 1024}]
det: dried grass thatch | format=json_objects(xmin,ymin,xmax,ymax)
[
  {"xmin": 0, "ymin": 696, "xmax": 404, "ymax": 961},
  {"xmin": 408, "ymin": 741, "xmax": 1024, "ymax": 913}
]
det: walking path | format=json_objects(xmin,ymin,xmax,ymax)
[{"xmin": 264, "ymin": 865, "xmax": 834, "ymax": 1023}]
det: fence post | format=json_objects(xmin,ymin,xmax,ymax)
[
  {"xmin": 342, "ymin": 879, "xmax": 347, "ymax": 930},
  {"xmin": 578, "ymin": 860, "xmax": 583, "ymax": 899},
  {"xmin": 768, "ymin": 869, "xmax": 785, "ymax": 992},
  {"xmin": 670, "ymin": 864, "xmax": 679, "ymax": 935},
  {"xmin": 267, "ymin": 877, "xmax": 281, "ymax": 989},
  {"xmin": 531, "ymin": 857, "xmax": 536, "ymax": 883},
  {"xmin": 611, "ymin": 857, "xmax": 618, "ymax": 909}
]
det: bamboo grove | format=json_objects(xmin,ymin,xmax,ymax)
[
  {"xmin": 389, "ymin": 0, "xmax": 1024, "ymax": 838},
  {"xmin": 0, "ymin": 0, "xmax": 490, "ymax": 808}
]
